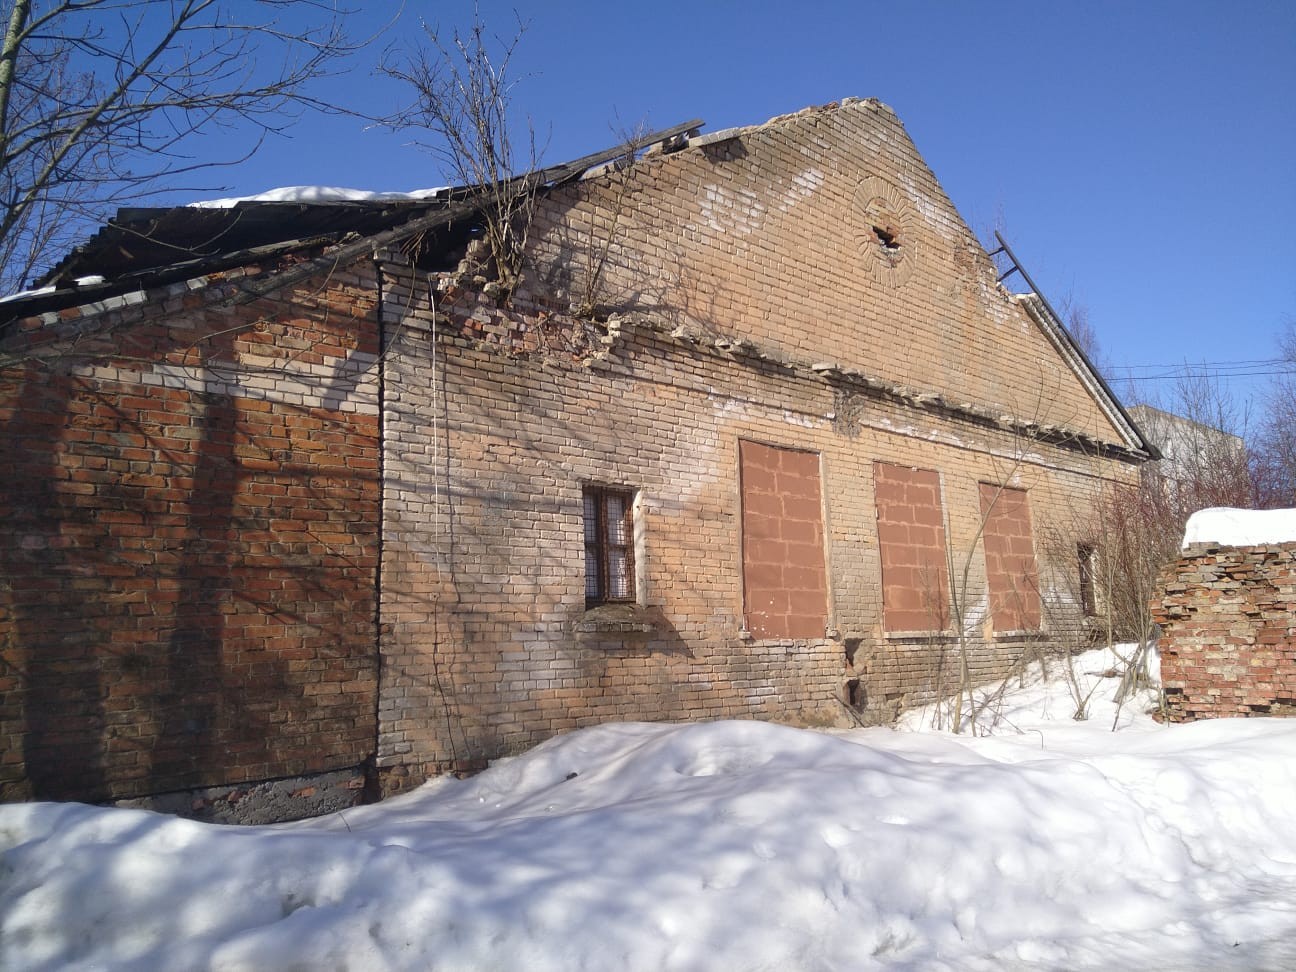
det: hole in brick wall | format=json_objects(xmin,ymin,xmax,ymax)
[
  {"xmin": 872, "ymin": 224, "xmax": 901, "ymax": 250},
  {"xmin": 846, "ymin": 678, "xmax": 862, "ymax": 709},
  {"xmin": 844, "ymin": 637, "xmax": 862, "ymax": 666}
]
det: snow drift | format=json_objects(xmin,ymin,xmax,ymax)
[{"xmin": 3, "ymin": 647, "xmax": 1295, "ymax": 971}]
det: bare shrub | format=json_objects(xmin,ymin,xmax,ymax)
[{"xmin": 379, "ymin": 6, "xmax": 541, "ymax": 295}]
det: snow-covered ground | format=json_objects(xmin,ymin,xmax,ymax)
[
  {"xmin": 186, "ymin": 185, "xmax": 448, "ymax": 208},
  {"xmin": 3, "ymin": 646, "xmax": 1296, "ymax": 971}
]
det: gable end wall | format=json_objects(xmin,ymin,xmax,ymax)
[
  {"xmin": 529, "ymin": 99, "xmax": 1129, "ymax": 449},
  {"xmin": 375, "ymin": 262, "xmax": 1137, "ymax": 791}
]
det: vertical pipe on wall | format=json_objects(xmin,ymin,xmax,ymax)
[{"xmin": 365, "ymin": 256, "xmax": 386, "ymax": 801}]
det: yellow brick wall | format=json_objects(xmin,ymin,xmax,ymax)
[
  {"xmin": 374, "ymin": 100, "xmax": 1143, "ymax": 787},
  {"xmin": 529, "ymin": 99, "xmax": 1126, "ymax": 447},
  {"xmin": 377, "ymin": 273, "xmax": 1134, "ymax": 787}
]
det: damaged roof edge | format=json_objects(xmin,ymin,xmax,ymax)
[
  {"xmin": 1015, "ymin": 294, "xmax": 1160, "ymax": 461},
  {"xmin": 6, "ymin": 118, "xmax": 707, "ymax": 319},
  {"xmin": 993, "ymin": 232, "xmax": 1159, "ymax": 461}
]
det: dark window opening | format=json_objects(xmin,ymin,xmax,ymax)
[
  {"xmin": 584, "ymin": 486, "xmax": 635, "ymax": 606},
  {"xmin": 872, "ymin": 224, "xmax": 901, "ymax": 250},
  {"xmin": 846, "ymin": 678, "xmax": 863, "ymax": 709}
]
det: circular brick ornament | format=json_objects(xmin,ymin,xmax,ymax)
[{"xmin": 853, "ymin": 175, "xmax": 918, "ymax": 288}]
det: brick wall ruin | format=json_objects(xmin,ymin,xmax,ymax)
[
  {"xmin": 1155, "ymin": 543, "xmax": 1296, "ymax": 721},
  {"xmin": 368, "ymin": 100, "xmax": 1144, "ymax": 791}
]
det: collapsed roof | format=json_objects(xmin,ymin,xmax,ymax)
[{"xmin": 2, "ymin": 119, "xmax": 703, "ymax": 320}]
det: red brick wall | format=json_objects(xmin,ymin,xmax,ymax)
[
  {"xmin": 1155, "ymin": 543, "xmax": 1296, "ymax": 721},
  {"xmin": 740, "ymin": 440, "xmax": 827, "ymax": 639},
  {"xmin": 979, "ymin": 484, "xmax": 1041, "ymax": 633},
  {"xmin": 0, "ymin": 267, "xmax": 381, "ymax": 803},
  {"xmin": 0, "ymin": 99, "xmax": 1152, "ymax": 805},
  {"xmin": 875, "ymin": 463, "xmax": 950, "ymax": 632}
]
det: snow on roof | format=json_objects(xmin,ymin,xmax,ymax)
[
  {"xmin": 0, "ymin": 275, "xmax": 104, "ymax": 304},
  {"xmin": 0, "ymin": 283, "xmax": 56, "ymax": 304},
  {"xmin": 186, "ymin": 185, "xmax": 449, "ymax": 208},
  {"xmin": 1182, "ymin": 506, "xmax": 1296, "ymax": 548}
]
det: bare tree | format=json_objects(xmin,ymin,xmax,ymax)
[
  {"xmin": 1049, "ymin": 294, "xmax": 1114, "ymax": 384},
  {"xmin": 379, "ymin": 7, "xmax": 540, "ymax": 296},
  {"xmin": 1050, "ymin": 370, "xmax": 1257, "ymax": 724},
  {"xmin": 1131, "ymin": 372, "xmax": 1254, "ymax": 521},
  {"xmin": 1251, "ymin": 321, "xmax": 1296, "ymax": 508},
  {"xmin": 0, "ymin": 0, "xmax": 355, "ymax": 295}
]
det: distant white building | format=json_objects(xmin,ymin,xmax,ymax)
[{"xmin": 1128, "ymin": 404, "xmax": 1249, "ymax": 509}]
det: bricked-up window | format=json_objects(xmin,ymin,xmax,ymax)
[
  {"xmin": 739, "ymin": 440, "xmax": 827, "ymax": 639},
  {"xmin": 874, "ymin": 462, "xmax": 951, "ymax": 632},
  {"xmin": 979, "ymin": 484, "xmax": 1042, "ymax": 632},
  {"xmin": 584, "ymin": 487, "xmax": 635, "ymax": 606}
]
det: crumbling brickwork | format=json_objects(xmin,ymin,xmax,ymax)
[
  {"xmin": 375, "ymin": 261, "xmax": 1136, "ymax": 786},
  {"xmin": 376, "ymin": 283, "xmax": 849, "ymax": 787},
  {"xmin": 0, "ymin": 264, "xmax": 381, "ymax": 807},
  {"xmin": 1154, "ymin": 543, "xmax": 1296, "ymax": 721},
  {"xmin": 529, "ymin": 100, "xmax": 1121, "ymax": 448}
]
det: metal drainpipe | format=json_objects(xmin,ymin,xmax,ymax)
[{"xmin": 366, "ymin": 255, "xmax": 386, "ymax": 801}]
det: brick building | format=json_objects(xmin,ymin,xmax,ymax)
[{"xmin": 1, "ymin": 99, "xmax": 1156, "ymax": 818}]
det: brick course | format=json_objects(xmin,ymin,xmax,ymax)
[
  {"xmin": 369, "ymin": 100, "xmax": 1144, "ymax": 787},
  {"xmin": 740, "ymin": 440, "xmax": 828, "ymax": 639},
  {"xmin": 875, "ymin": 463, "xmax": 951, "ymax": 633},
  {"xmin": 979, "ymin": 484, "xmax": 1042, "ymax": 633},
  {"xmin": 375, "ymin": 268, "xmax": 1136, "ymax": 784}
]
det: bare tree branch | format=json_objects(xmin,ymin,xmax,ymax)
[
  {"xmin": 1251, "ymin": 320, "xmax": 1296, "ymax": 508},
  {"xmin": 378, "ymin": 4, "xmax": 542, "ymax": 294},
  {"xmin": 0, "ymin": 0, "xmax": 359, "ymax": 294}
]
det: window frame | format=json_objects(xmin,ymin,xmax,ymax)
[
  {"xmin": 1077, "ymin": 542, "xmax": 1098, "ymax": 618},
  {"xmin": 583, "ymin": 485, "xmax": 637, "ymax": 607}
]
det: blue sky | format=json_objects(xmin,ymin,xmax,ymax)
[{"xmin": 162, "ymin": 1, "xmax": 1295, "ymax": 413}]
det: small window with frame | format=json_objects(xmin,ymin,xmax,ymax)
[
  {"xmin": 1078, "ymin": 543, "xmax": 1098, "ymax": 618},
  {"xmin": 584, "ymin": 486, "xmax": 636, "ymax": 606}
]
